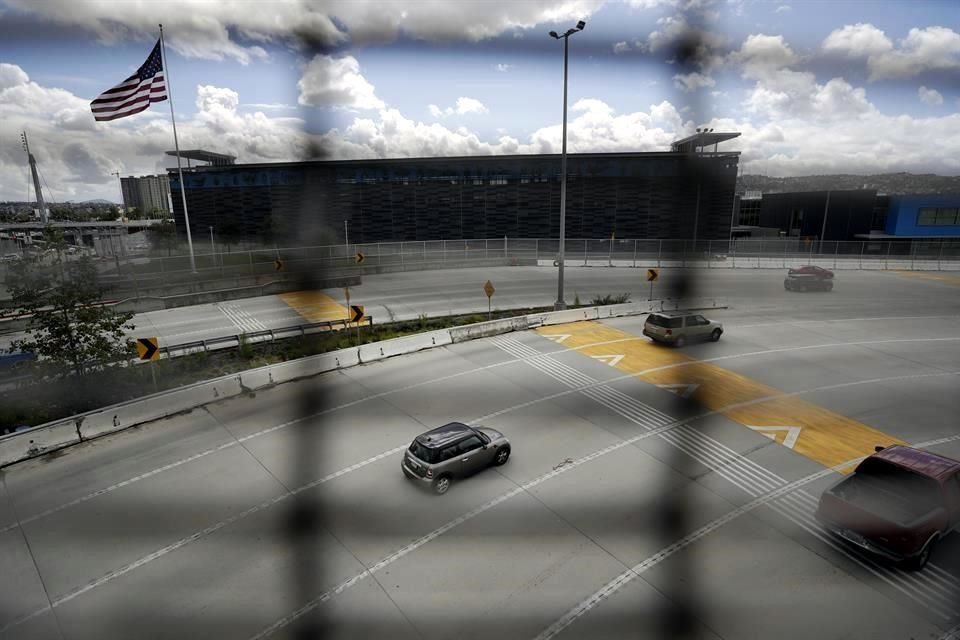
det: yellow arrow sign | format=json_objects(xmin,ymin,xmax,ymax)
[
  {"xmin": 350, "ymin": 304, "xmax": 364, "ymax": 323},
  {"xmin": 355, "ymin": 252, "xmax": 365, "ymax": 264},
  {"xmin": 646, "ymin": 268, "xmax": 659, "ymax": 282},
  {"xmin": 136, "ymin": 337, "xmax": 160, "ymax": 361}
]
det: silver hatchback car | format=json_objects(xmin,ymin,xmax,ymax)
[
  {"xmin": 402, "ymin": 422, "xmax": 511, "ymax": 494},
  {"xmin": 643, "ymin": 311, "xmax": 723, "ymax": 347}
]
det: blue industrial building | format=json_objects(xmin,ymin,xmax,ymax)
[
  {"xmin": 883, "ymin": 195, "xmax": 960, "ymax": 238},
  {"xmin": 734, "ymin": 190, "xmax": 960, "ymax": 247}
]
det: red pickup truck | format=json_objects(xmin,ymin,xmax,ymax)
[{"xmin": 815, "ymin": 445, "xmax": 960, "ymax": 570}]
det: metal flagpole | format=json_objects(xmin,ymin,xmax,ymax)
[{"xmin": 158, "ymin": 23, "xmax": 197, "ymax": 273}]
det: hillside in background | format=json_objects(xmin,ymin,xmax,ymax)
[{"xmin": 737, "ymin": 173, "xmax": 960, "ymax": 195}]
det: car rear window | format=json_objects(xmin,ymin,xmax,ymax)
[
  {"xmin": 409, "ymin": 441, "xmax": 440, "ymax": 463},
  {"xmin": 856, "ymin": 457, "xmax": 942, "ymax": 508},
  {"xmin": 647, "ymin": 314, "xmax": 682, "ymax": 328}
]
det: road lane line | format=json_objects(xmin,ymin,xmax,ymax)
[
  {"xmin": 493, "ymin": 335, "xmax": 960, "ymax": 623},
  {"xmin": 533, "ymin": 434, "xmax": 960, "ymax": 640},
  {"xmin": 0, "ymin": 444, "xmax": 409, "ymax": 635},
  {"xmin": 542, "ymin": 321, "xmax": 914, "ymax": 470},
  {"xmin": 7, "ymin": 335, "xmax": 957, "ymax": 534}
]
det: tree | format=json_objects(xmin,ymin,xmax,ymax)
[
  {"xmin": 148, "ymin": 219, "xmax": 178, "ymax": 256},
  {"xmin": 5, "ymin": 255, "xmax": 135, "ymax": 377}
]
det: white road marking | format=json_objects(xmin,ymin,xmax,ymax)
[
  {"xmin": 7, "ymin": 336, "xmax": 958, "ymax": 537},
  {"xmin": 748, "ymin": 425, "xmax": 802, "ymax": 449},
  {"xmin": 248, "ymin": 343, "xmax": 960, "ymax": 638},
  {"xmin": 590, "ymin": 354, "xmax": 624, "ymax": 366},
  {"xmin": 542, "ymin": 333, "xmax": 571, "ymax": 343},
  {"xmin": 533, "ymin": 434, "xmax": 960, "ymax": 640},
  {"xmin": 656, "ymin": 383, "xmax": 700, "ymax": 399},
  {"xmin": 0, "ymin": 444, "xmax": 409, "ymax": 635}
]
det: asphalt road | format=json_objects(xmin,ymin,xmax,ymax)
[
  {"xmin": 3, "ymin": 265, "xmax": 958, "ymax": 353},
  {"xmin": 1, "ymin": 268, "xmax": 960, "ymax": 639}
]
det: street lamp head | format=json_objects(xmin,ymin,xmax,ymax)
[
  {"xmin": 576, "ymin": 20, "xmax": 586, "ymax": 30},
  {"xmin": 549, "ymin": 30, "xmax": 559, "ymax": 38},
  {"xmin": 696, "ymin": 128, "xmax": 701, "ymax": 133}
]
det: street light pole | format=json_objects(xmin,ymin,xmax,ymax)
[
  {"xmin": 209, "ymin": 226, "xmax": 215, "ymax": 267},
  {"xmin": 549, "ymin": 20, "xmax": 585, "ymax": 311}
]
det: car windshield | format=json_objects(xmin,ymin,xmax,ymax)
[
  {"xmin": 646, "ymin": 315, "xmax": 682, "ymax": 328},
  {"xmin": 409, "ymin": 441, "xmax": 440, "ymax": 464}
]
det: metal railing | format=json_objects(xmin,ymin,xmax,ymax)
[
  {"xmin": 4, "ymin": 237, "xmax": 960, "ymax": 287},
  {"xmin": 121, "ymin": 237, "xmax": 960, "ymax": 276}
]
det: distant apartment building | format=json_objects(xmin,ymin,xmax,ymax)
[{"xmin": 120, "ymin": 175, "xmax": 172, "ymax": 215}]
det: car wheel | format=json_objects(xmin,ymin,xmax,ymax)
[
  {"xmin": 710, "ymin": 328, "xmax": 722, "ymax": 342},
  {"xmin": 674, "ymin": 336, "xmax": 686, "ymax": 348},
  {"xmin": 493, "ymin": 446, "xmax": 511, "ymax": 466},
  {"xmin": 433, "ymin": 475, "xmax": 452, "ymax": 495}
]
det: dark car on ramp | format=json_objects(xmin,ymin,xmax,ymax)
[
  {"xmin": 402, "ymin": 422, "xmax": 511, "ymax": 495},
  {"xmin": 815, "ymin": 445, "xmax": 960, "ymax": 570},
  {"xmin": 785, "ymin": 265, "xmax": 834, "ymax": 291},
  {"xmin": 788, "ymin": 265, "xmax": 834, "ymax": 279}
]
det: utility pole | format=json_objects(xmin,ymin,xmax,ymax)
[
  {"xmin": 20, "ymin": 132, "xmax": 48, "ymax": 224},
  {"xmin": 819, "ymin": 190, "xmax": 831, "ymax": 255},
  {"xmin": 549, "ymin": 19, "xmax": 586, "ymax": 311}
]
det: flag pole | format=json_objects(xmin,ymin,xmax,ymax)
[{"xmin": 158, "ymin": 23, "xmax": 197, "ymax": 273}]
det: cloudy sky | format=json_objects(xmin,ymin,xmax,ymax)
[{"xmin": 1, "ymin": 0, "xmax": 959, "ymax": 202}]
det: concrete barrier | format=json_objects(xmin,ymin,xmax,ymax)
[
  {"xmin": 0, "ymin": 421, "xmax": 81, "ymax": 467},
  {"xmin": 1, "ymin": 295, "xmax": 731, "ymax": 467},
  {"xmin": 358, "ymin": 329, "xmax": 452, "ymax": 364},
  {"xmin": 449, "ymin": 316, "xmax": 531, "ymax": 343},
  {"xmin": 79, "ymin": 375, "xmax": 245, "ymax": 441},
  {"xmin": 529, "ymin": 306, "xmax": 600, "ymax": 328}
]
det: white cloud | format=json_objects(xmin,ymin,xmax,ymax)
[
  {"xmin": 673, "ymin": 72, "xmax": 715, "ymax": 91},
  {"xmin": 729, "ymin": 33, "xmax": 799, "ymax": 79},
  {"xmin": 918, "ymin": 86, "xmax": 944, "ymax": 106},
  {"xmin": 297, "ymin": 55, "xmax": 384, "ymax": 110},
  {"xmin": 496, "ymin": 63, "xmax": 513, "ymax": 72},
  {"xmin": 7, "ymin": 0, "xmax": 608, "ymax": 60},
  {"xmin": 822, "ymin": 23, "xmax": 893, "ymax": 57},
  {"xmin": 823, "ymin": 23, "xmax": 960, "ymax": 80},
  {"xmin": 868, "ymin": 26, "xmax": 960, "ymax": 80},
  {"xmin": 428, "ymin": 97, "xmax": 489, "ymax": 118},
  {"xmin": 774, "ymin": 5, "xmax": 791, "ymax": 12},
  {"xmin": 0, "ymin": 63, "xmax": 30, "ymax": 91},
  {"xmin": 613, "ymin": 41, "xmax": 632, "ymax": 54},
  {"xmin": 645, "ymin": 15, "xmax": 726, "ymax": 71},
  {"xmin": 0, "ymin": 63, "xmax": 305, "ymax": 201}
]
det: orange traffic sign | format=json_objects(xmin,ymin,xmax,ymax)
[
  {"xmin": 646, "ymin": 268, "xmax": 659, "ymax": 282},
  {"xmin": 136, "ymin": 337, "xmax": 160, "ymax": 361},
  {"xmin": 483, "ymin": 280, "xmax": 495, "ymax": 298}
]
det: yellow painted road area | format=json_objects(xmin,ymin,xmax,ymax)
[
  {"xmin": 538, "ymin": 322, "xmax": 906, "ymax": 471},
  {"xmin": 278, "ymin": 291, "xmax": 370, "ymax": 326},
  {"xmin": 892, "ymin": 270, "xmax": 960, "ymax": 286}
]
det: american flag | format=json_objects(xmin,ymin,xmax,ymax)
[{"xmin": 91, "ymin": 39, "xmax": 167, "ymax": 122}]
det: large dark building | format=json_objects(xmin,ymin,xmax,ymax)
[
  {"xmin": 168, "ymin": 134, "xmax": 741, "ymax": 244},
  {"xmin": 733, "ymin": 190, "xmax": 960, "ymax": 244}
]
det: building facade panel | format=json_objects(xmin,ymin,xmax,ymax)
[
  {"xmin": 886, "ymin": 195, "xmax": 960, "ymax": 237},
  {"xmin": 169, "ymin": 152, "xmax": 740, "ymax": 243}
]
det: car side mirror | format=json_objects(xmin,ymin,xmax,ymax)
[{"xmin": 874, "ymin": 445, "xmax": 885, "ymax": 452}]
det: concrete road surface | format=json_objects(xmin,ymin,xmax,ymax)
[{"xmin": 1, "ymin": 268, "xmax": 960, "ymax": 639}]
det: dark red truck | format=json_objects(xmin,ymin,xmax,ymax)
[{"xmin": 815, "ymin": 445, "xmax": 960, "ymax": 570}]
